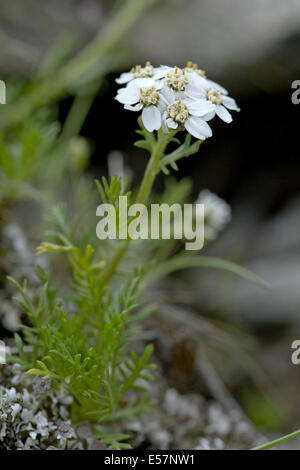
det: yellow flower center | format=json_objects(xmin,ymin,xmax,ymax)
[
  {"xmin": 167, "ymin": 100, "xmax": 189, "ymax": 124},
  {"xmin": 140, "ymin": 86, "xmax": 160, "ymax": 106},
  {"xmin": 131, "ymin": 61, "xmax": 154, "ymax": 78},
  {"xmin": 206, "ymin": 88, "xmax": 222, "ymax": 105},
  {"xmin": 166, "ymin": 67, "xmax": 188, "ymax": 92}
]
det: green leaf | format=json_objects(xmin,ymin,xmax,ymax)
[
  {"xmin": 148, "ymin": 255, "xmax": 271, "ymax": 289},
  {"xmin": 252, "ymin": 429, "xmax": 300, "ymax": 450},
  {"xmin": 26, "ymin": 368, "xmax": 47, "ymax": 377},
  {"xmin": 160, "ymin": 134, "xmax": 202, "ymax": 174},
  {"xmin": 93, "ymin": 431, "xmax": 132, "ymax": 450},
  {"xmin": 134, "ymin": 140, "xmax": 152, "ymax": 151},
  {"xmin": 14, "ymin": 333, "xmax": 26, "ymax": 361},
  {"xmin": 134, "ymin": 118, "xmax": 156, "ymax": 154}
]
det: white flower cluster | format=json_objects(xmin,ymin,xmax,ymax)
[{"xmin": 115, "ymin": 61, "xmax": 240, "ymax": 139}]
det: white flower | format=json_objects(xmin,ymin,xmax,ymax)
[
  {"xmin": 115, "ymin": 78, "xmax": 165, "ymax": 132},
  {"xmin": 197, "ymin": 189, "xmax": 231, "ymax": 240},
  {"xmin": 165, "ymin": 66, "xmax": 188, "ymax": 92},
  {"xmin": 162, "ymin": 65, "xmax": 209, "ymax": 97},
  {"xmin": 116, "ymin": 61, "xmax": 165, "ymax": 85},
  {"xmin": 161, "ymin": 87, "xmax": 213, "ymax": 140},
  {"xmin": 115, "ymin": 61, "xmax": 240, "ymax": 137},
  {"xmin": 186, "ymin": 75, "xmax": 240, "ymax": 123},
  {"xmin": 184, "ymin": 62, "xmax": 230, "ymax": 96}
]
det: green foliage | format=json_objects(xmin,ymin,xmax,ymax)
[
  {"xmin": 134, "ymin": 118, "xmax": 203, "ymax": 175},
  {"xmin": 1, "ymin": 16, "xmax": 271, "ymax": 448},
  {"xmin": 96, "ymin": 176, "xmax": 130, "ymax": 207},
  {"xmin": 147, "ymin": 253, "xmax": 271, "ymax": 288},
  {"xmin": 0, "ymin": 0, "xmax": 255, "ymax": 452},
  {"xmin": 93, "ymin": 431, "xmax": 132, "ymax": 450},
  {"xmin": 0, "ymin": 112, "xmax": 59, "ymax": 202},
  {"xmin": 160, "ymin": 134, "xmax": 202, "ymax": 175},
  {"xmin": 8, "ymin": 231, "xmax": 155, "ymax": 449},
  {"xmin": 242, "ymin": 389, "xmax": 286, "ymax": 432},
  {"xmin": 134, "ymin": 120, "xmax": 158, "ymax": 154},
  {"xmin": 0, "ymin": 106, "xmax": 92, "ymax": 206},
  {"xmin": 4, "ymin": 106, "xmax": 271, "ymax": 449},
  {"xmin": 252, "ymin": 429, "xmax": 300, "ymax": 450}
]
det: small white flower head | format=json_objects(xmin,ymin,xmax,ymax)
[
  {"xmin": 116, "ymin": 61, "xmax": 165, "ymax": 85},
  {"xmin": 197, "ymin": 189, "xmax": 231, "ymax": 240},
  {"xmin": 165, "ymin": 66, "xmax": 188, "ymax": 92},
  {"xmin": 167, "ymin": 100, "xmax": 189, "ymax": 124},
  {"xmin": 115, "ymin": 78, "xmax": 165, "ymax": 132},
  {"xmin": 164, "ymin": 64, "xmax": 208, "ymax": 97},
  {"xmin": 187, "ymin": 77, "xmax": 240, "ymax": 123},
  {"xmin": 161, "ymin": 88, "xmax": 213, "ymax": 140}
]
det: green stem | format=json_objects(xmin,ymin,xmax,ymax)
[
  {"xmin": 252, "ymin": 430, "xmax": 300, "ymax": 450},
  {"xmin": 59, "ymin": 81, "xmax": 102, "ymax": 142},
  {"xmin": 136, "ymin": 129, "xmax": 173, "ymax": 204},
  {"xmin": 103, "ymin": 129, "xmax": 174, "ymax": 281},
  {"xmin": 103, "ymin": 240, "xmax": 128, "ymax": 282}
]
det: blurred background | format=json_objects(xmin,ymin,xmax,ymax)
[{"xmin": 1, "ymin": 0, "xmax": 300, "ymax": 447}]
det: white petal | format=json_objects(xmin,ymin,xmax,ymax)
[
  {"xmin": 161, "ymin": 65, "xmax": 172, "ymax": 72},
  {"xmin": 155, "ymin": 80, "xmax": 165, "ymax": 90},
  {"xmin": 142, "ymin": 106, "xmax": 162, "ymax": 132},
  {"xmin": 189, "ymin": 73, "xmax": 208, "ymax": 90},
  {"xmin": 185, "ymin": 116, "xmax": 212, "ymax": 139},
  {"xmin": 184, "ymin": 89, "xmax": 205, "ymax": 100},
  {"xmin": 133, "ymin": 77, "xmax": 155, "ymax": 89},
  {"xmin": 184, "ymin": 99, "xmax": 215, "ymax": 117},
  {"xmin": 215, "ymin": 105, "xmax": 232, "ymax": 123},
  {"xmin": 116, "ymin": 72, "xmax": 134, "ymax": 84},
  {"xmin": 115, "ymin": 87, "xmax": 140, "ymax": 105},
  {"xmin": 201, "ymin": 110, "xmax": 216, "ymax": 122},
  {"xmin": 158, "ymin": 98, "xmax": 168, "ymax": 114},
  {"xmin": 185, "ymin": 75, "xmax": 207, "ymax": 100},
  {"xmin": 166, "ymin": 118, "xmax": 178, "ymax": 130},
  {"xmin": 188, "ymin": 72, "xmax": 207, "ymax": 86},
  {"xmin": 124, "ymin": 103, "xmax": 143, "ymax": 112},
  {"xmin": 154, "ymin": 68, "xmax": 167, "ymax": 80},
  {"xmin": 160, "ymin": 86, "xmax": 176, "ymax": 104},
  {"xmin": 162, "ymin": 116, "xmax": 169, "ymax": 134},
  {"xmin": 222, "ymin": 96, "xmax": 240, "ymax": 111}
]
